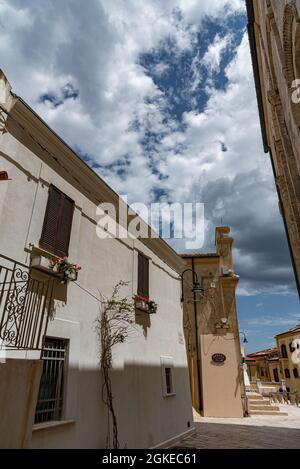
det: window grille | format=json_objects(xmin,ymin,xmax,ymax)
[
  {"xmin": 165, "ymin": 367, "xmax": 173, "ymax": 395},
  {"xmin": 35, "ymin": 337, "xmax": 69, "ymax": 423}
]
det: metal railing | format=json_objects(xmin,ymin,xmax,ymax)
[
  {"xmin": 0, "ymin": 254, "xmax": 54, "ymax": 350},
  {"xmin": 270, "ymin": 391, "xmax": 300, "ymax": 407}
]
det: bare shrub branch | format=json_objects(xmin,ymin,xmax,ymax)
[{"xmin": 96, "ymin": 280, "xmax": 135, "ymax": 449}]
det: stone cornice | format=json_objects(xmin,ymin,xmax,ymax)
[{"xmin": 221, "ymin": 275, "xmax": 240, "ymax": 288}]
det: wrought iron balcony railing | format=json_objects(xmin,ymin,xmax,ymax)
[{"xmin": 0, "ymin": 254, "xmax": 54, "ymax": 351}]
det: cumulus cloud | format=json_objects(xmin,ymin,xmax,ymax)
[
  {"xmin": 202, "ymin": 33, "xmax": 233, "ymax": 75},
  {"xmin": 247, "ymin": 316, "xmax": 299, "ymax": 327},
  {"xmin": 0, "ymin": 0, "xmax": 296, "ymax": 295}
]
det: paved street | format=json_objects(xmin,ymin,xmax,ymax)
[{"xmin": 173, "ymin": 405, "xmax": 300, "ymax": 449}]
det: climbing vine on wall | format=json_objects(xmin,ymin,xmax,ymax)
[{"xmin": 96, "ymin": 281, "xmax": 135, "ymax": 449}]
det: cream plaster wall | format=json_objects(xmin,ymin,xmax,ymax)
[
  {"xmin": 0, "ymin": 77, "xmax": 193, "ymax": 448},
  {"xmin": 182, "ymin": 229, "xmax": 244, "ymax": 418}
]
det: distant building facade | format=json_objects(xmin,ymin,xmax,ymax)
[
  {"xmin": 181, "ymin": 227, "xmax": 245, "ymax": 418},
  {"xmin": 246, "ymin": 325, "xmax": 300, "ymax": 393},
  {"xmin": 245, "ymin": 347, "xmax": 280, "ymax": 383},
  {"xmin": 275, "ymin": 325, "xmax": 300, "ymax": 391},
  {"xmin": 247, "ymin": 0, "xmax": 300, "ymax": 296}
]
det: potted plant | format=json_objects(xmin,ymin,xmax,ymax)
[
  {"xmin": 31, "ymin": 253, "xmax": 81, "ymax": 283},
  {"xmin": 134, "ymin": 295, "xmax": 157, "ymax": 314},
  {"xmin": 147, "ymin": 300, "xmax": 158, "ymax": 314},
  {"xmin": 54, "ymin": 257, "xmax": 81, "ymax": 283}
]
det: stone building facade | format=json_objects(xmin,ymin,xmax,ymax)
[
  {"xmin": 181, "ymin": 227, "xmax": 246, "ymax": 418},
  {"xmin": 247, "ymin": 0, "xmax": 300, "ymax": 296},
  {"xmin": 275, "ymin": 325, "xmax": 300, "ymax": 391},
  {"xmin": 245, "ymin": 347, "xmax": 280, "ymax": 383}
]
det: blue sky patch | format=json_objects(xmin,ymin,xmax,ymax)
[
  {"xmin": 39, "ymin": 83, "xmax": 79, "ymax": 108},
  {"xmin": 139, "ymin": 12, "xmax": 246, "ymax": 121}
]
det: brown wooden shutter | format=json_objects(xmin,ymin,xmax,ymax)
[
  {"xmin": 143, "ymin": 255, "xmax": 149, "ymax": 297},
  {"xmin": 138, "ymin": 253, "xmax": 143, "ymax": 296},
  {"xmin": 40, "ymin": 186, "xmax": 61, "ymax": 254},
  {"xmin": 55, "ymin": 194, "xmax": 74, "ymax": 258},
  {"xmin": 138, "ymin": 252, "xmax": 149, "ymax": 298},
  {"xmin": 0, "ymin": 171, "xmax": 8, "ymax": 181},
  {"xmin": 40, "ymin": 185, "xmax": 74, "ymax": 257}
]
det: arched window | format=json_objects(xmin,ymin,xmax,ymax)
[
  {"xmin": 293, "ymin": 368, "xmax": 299, "ymax": 378},
  {"xmin": 273, "ymin": 368, "xmax": 280, "ymax": 382},
  {"xmin": 281, "ymin": 344, "xmax": 288, "ymax": 358},
  {"xmin": 285, "ymin": 368, "xmax": 291, "ymax": 379}
]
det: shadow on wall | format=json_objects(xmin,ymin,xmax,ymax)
[
  {"xmin": 33, "ymin": 363, "xmax": 193, "ymax": 449},
  {"xmin": 0, "ymin": 360, "xmax": 193, "ymax": 449},
  {"xmin": 135, "ymin": 310, "xmax": 151, "ymax": 337}
]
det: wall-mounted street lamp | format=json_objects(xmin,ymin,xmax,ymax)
[
  {"xmin": 180, "ymin": 265, "xmax": 205, "ymax": 412},
  {"xmin": 240, "ymin": 331, "xmax": 248, "ymax": 344},
  {"xmin": 181, "ymin": 268, "xmax": 204, "ymax": 302}
]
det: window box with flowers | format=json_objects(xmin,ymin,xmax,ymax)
[
  {"xmin": 134, "ymin": 294, "xmax": 157, "ymax": 314},
  {"xmin": 31, "ymin": 253, "xmax": 81, "ymax": 284}
]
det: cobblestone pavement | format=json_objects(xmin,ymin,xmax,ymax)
[{"xmin": 173, "ymin": 405, "xmax": 300, "ymax": 449}]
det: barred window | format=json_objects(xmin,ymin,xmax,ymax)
[
  {"xmin": 35, "ymin": 337, "xmax": 69, "ymax": 423},
  {"xmin": 161, "ymin": 356, "xmax": 175, "ymax": 397},
  {"xmin": 165, "ymin": 367, "xmax": 173, "ymax": 395}
]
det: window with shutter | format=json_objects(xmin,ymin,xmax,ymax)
[
  {"xmin": 273, "ymin": 368, "xmax": 279, "ymax": 382},
  {"xmin": 0, "ymin": 171, "xmax": 8, "ymax": 181},
  {"xmin": 137, "ymin": 252, "xmax": 149, "ymax": 298},
  {"xmin": 281, "ymin": 344, "xmax": 288, "ymax": 359},
  {"xmin": 40, "ymin": 185, "xmax": 74, "ymax": 257}
]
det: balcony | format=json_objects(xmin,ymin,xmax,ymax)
[{"xmin": 0, "ymin": 254, "xmax": 54, "ymax": 351}]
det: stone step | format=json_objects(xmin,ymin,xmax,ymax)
[
  {"xmin": 247, "ymin": 399, "xmax": 266, "ymax": 405},
  {"xmin": 249, "ymin": 410, "xmax": 288, "ymax": 416},
  {"xmin": 248, "ymin": 399, "xmax": 270, "ymax": 405},
  {"xmin": 246, "ymin": 394, "xmax": 264, "ymax": 400},
  {"xmin": 249, "ymin": 405, "xmax": 280, "ymax": 411}
]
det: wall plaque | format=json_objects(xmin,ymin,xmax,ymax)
[{"xmin": 212, "ymin": 353, "xmax": 226, "ymax": 363}]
